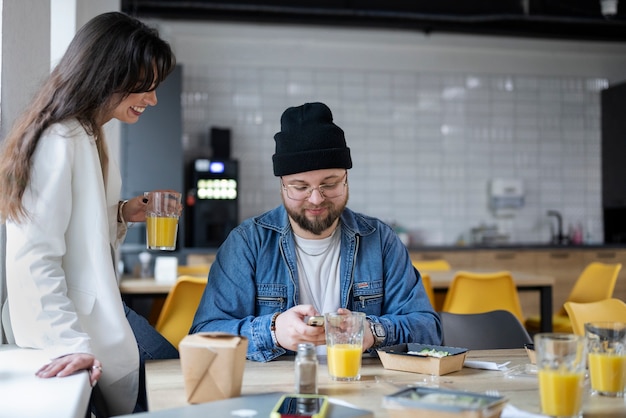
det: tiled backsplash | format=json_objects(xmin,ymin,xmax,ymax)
[
  {"xmin": 161, "ymin": 21, "xmax": 610, "ymax": 247},
  {"xmin": 181, "ymin": 67, "xmax": 606, "ymax": 246}
]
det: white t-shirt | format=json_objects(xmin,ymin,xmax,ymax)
[{"xmin": 295, "ymin": 228, "xmax": 341, "ymax": 356}]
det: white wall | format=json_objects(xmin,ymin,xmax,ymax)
[
  {"xmin": 1, "ymin": 0, "xmax": 49, "ymax": 139},
  {"xmin": 0, "ymin": 0, "xmax": 120, "ymax": 343},
  {"xmin": 146, "ymin": 20, "xmax": 626, "ymax": 246},
  {"xmin": 0, "ymin": 0, "xmax": 50, "ymax": 344}
]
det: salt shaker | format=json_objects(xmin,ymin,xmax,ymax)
[
  {"xmin": 295, "ymin": 343, "xmax": 318, "ymax": 394},
  {"xmin": 138, "ymin": 251, "xmax": 152, "ymax": 278}
]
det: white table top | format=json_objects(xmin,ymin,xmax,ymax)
[{"xmin": 0, "ymin": 344, "xmax": 92, "ymax": 418}]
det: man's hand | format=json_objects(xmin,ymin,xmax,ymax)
[
  {"xmin": 274, "ymin": 305, "xmax": 326, "ymax": 351},
  {"xmin": 335, "ymin": 308, "xmax": 375, "ymax": 351}
]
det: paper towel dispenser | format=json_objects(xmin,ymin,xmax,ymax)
[{"xmin": 489, "ymin": 179, "xmax": 524, "ymax": 217}]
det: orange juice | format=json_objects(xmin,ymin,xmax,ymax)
[
  {"xmin": 327, "ymin": 344, "xmax": 362, "ymax": 380},
  {"xmin": 589, "ymin": 352, "xmax": 626, "ymax": 395},
  {"xmin": 538, "ymin": 368, "xmax": 584, "ymax": 417},
  {"xmin": 146, "ymin": 215, "xmax": 178, "ymax": 249}
]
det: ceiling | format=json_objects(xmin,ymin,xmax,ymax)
[{"xmin": 121, "ymin": 0, "xmax": 626, "ymax": 43}]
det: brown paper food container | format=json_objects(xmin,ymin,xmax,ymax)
[
  {"xmin": 179, "ymin": 332, "xmax": 248, "ymax": 404},
  {"xmin": 378, "ymin": 343, "xmax": 468, "ymax": 376}
]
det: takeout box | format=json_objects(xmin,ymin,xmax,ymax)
[
  {"xmin": 383, "ymin": 387, "xmax": 507, "ymax": 418},
  {"xmin": 377, "ymin": 343, "xmax": 468, "ymax": 376},
  {"xmin": 179, "ymin": 332, "xmax": 248, "ymax": 404}
]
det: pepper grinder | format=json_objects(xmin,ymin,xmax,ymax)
[{"xmin": 295, "ymin": 342, "xmax": 318, "ymax": 394}]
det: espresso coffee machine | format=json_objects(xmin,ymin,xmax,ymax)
[{"xmin": 185, "ymin": 158, "xmax": 239, "ymax": 248}]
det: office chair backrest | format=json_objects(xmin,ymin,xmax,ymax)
[
  {"xmin": 442, "ymin": 270, "xmax": 525, "ymax": 323},
  {"xmin": 440, "ymin": 310, "xmax": 532, "ymax": 349},
  {"xmin": 564, "ymin": 298, "xmax": 626, "ymax": 336},
  {"xmin": 558, "ymin": 262, "xmax": 622, "ymax": 315},
  {"xmin": 155, "ymin": 275, "xmax": 208, "ymax": 348}
]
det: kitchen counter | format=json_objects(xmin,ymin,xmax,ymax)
[{"xmin": 408, "ymin": 243, "xmax": 626, "ymax": 251}]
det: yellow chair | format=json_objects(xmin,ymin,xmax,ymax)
[
  {"xmin": 564, "ymin": 298, "xmax": 626, "ymax": 336},
  {"xmin": 177, "ymin": 264, "xmax": 211, "ymax": 277},
  {"xmin": 147, "ymin": 263, "xmax": 211, "ymax": 324},
  {"xmin": 442, "ymin": 270, "xmax": 525, "ymax": 324},
  {"xmin": 155, "ymin": 275, "xmax": 208, "ymax": 348},
  {"xmin": 419, "ymin": 272, "xmax": 436, "ymax": 308},
  {"xmin": 525, "ymin": 262, "xmax": 622, "ymax": 334},
  {"xmin": 413, "ymin": 259, "xmax": 451, "ymax": 310},
  {"xmin": 412, "ymin": 259, "xmax": 452, "ymax": 272}
]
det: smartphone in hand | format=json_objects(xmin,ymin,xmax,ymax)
[
  {"xmin": 270, "ymin": 394, "xmax": 329, "ymax": 418},
  {"xmin": 304, "ymin": 316, "xmax": 325, "ymax": 327}
]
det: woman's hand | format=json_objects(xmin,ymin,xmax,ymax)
[
  {"xmin": 126, "ymin": 189, "xmax": 183, "ymax": 223},
  {"xmin": 121, "ymin": 194, "xmax": 149, "ymax": 223},
  {"xmin": 36, "ymin": 353, "xmax": 103, "ymax": 387}
]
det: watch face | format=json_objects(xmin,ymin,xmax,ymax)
[{"xmin": 373, "ymin": 323, "xmax": 385, "ymax": 337}]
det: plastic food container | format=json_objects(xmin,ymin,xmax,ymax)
[{"xmin": 383, "ymin": 386, "xmax": 507, "ymax": 418}]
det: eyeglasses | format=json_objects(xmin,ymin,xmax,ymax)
[{"xmin": 282, "ymin": 172, "xmax": 348, "ymax": 201}]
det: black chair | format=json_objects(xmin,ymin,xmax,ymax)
[{"xmin": 440, "ymin": 310, "xmax": 532, "ymax": 350}]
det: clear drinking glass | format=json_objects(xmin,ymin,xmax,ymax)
[
  {"xmin": 585, "ymin": 321, "xmax": 626, "ymax": 397},
  {"xmin": 324, "ymin": 312, "xmax": 365, "ymax": 381},
  {"xmin": 535, "ymin": 333, "xmax": 587, "ymax": 418},
  {"xmin": 145, "ymin": 191, "xmax": 181, "ymax": 251}
]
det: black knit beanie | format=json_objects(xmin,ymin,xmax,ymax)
[{"xmin": 273, "ymin": 102, "xmax": 352, "ymax": 176}]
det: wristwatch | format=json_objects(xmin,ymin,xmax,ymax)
[{"xmin": 368, "ymin": 320, "xmax": 386, "ymax": 348}]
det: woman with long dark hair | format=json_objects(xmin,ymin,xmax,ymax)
[{"xmin": 0, "ymin": 12, "xmax": 178, "ymax": 415}]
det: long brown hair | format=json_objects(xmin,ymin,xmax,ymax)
[{"xmin": 0, "ymin": 12, "xmax": 175, "ymax": 223}]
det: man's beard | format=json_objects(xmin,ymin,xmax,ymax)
[{"xmin": 284, "ymin": 194, "xmax": 348, "ymax": 236}]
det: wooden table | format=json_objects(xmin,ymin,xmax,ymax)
[
  {"xmin": 0, "ymin": 344, "xmax": 92, "ymax": 418},
  {"xmin": 141, "ymin": 349, "xmax": 625, "ymax": 417},
  {"xmin": 119, "ymin": 278, "xmax": 173, "ymax": 297},
  {"xmin": 429, "ymin": 270, "xmax": 555, "ymax": 332}
]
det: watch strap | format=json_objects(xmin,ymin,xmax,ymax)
[{"xmin": 368, "ymin": 318, "xmax": 385, "ymax": 348}]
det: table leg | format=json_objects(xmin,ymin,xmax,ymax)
[{"xmin": 539, "ymin": 286, "xmax": 553, "ymax": 332}]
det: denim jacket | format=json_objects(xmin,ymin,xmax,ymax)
[{"xmin": 191, "ymin": 205, "xmax": 442, "ymax": 362}]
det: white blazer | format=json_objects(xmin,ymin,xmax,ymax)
[{"xmin": 6, "ymin": 120, "xmax": 139, "ymax": 416}]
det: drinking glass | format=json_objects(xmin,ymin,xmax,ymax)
[
  {"xmin": 535, "ymin": 333, "xmax": 587, "ymax": 418},
  {"xmin": 324, "ymin": 312, "xmax": 365, "ymax": 381},
  {"xmin": 585, "ymin": 321, "xmax": 626, "ymax": 397},
  {"xmin": 145, "ymin": 191, "xmax": 181, "ymax": 251}
]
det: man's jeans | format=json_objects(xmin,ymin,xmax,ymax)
[{"xmin": 124, "ymin": 303, "xmax": 179, "ymax": 412}]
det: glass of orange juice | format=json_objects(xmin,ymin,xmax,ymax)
[
  {"xmin": 145, "ymin": 191, "xmax": 182, "ymax": 251},
  {"xmin": 535, "ymin": 333, "xmax": 587, "ymax": 418},
  {"xmin": 585, "ymin": 322, "xmax": 626, "ymax": 397},
  {"xmin": 324, "ymin": 312, "xmax": 365, "ymax": 381}
]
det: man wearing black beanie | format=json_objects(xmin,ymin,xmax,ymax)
[{"xmin": 192, "ymin": 102, "xmax": 442, "ymax": 361}]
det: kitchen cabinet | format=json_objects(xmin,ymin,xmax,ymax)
[
  {"xmin": 602, "ymin": 82, "xmax": 626, "ymax": 243},
  {"xmin": 602, "ymin": 82, "xmax": 626, "ymax": 208},
  {"xmin": 409, "ymin": 251, "xmax": 475, "ymax": 269}
]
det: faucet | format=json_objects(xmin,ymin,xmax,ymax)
[{"xmin": 547, "ymin": 210, "xmax": 568, "ymax": 245}]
